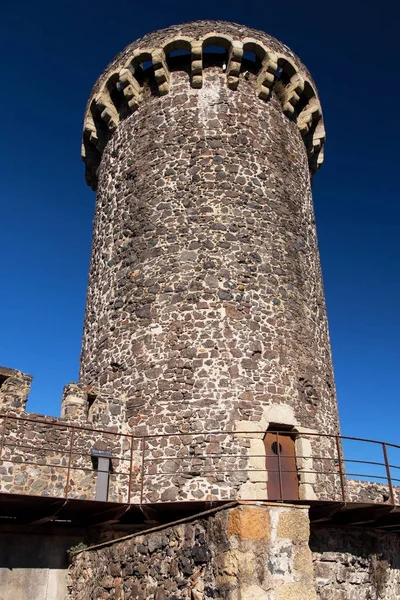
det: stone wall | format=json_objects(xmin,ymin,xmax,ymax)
[
  {"xmin": 311, "ymin": 526, "xmax": 400, "ymax": 599},
  {"xmin": 79, "ymin": 21, "xmax": 340, "ymax": 453},
  {"xmin": 67, "ymin": 502, "xmax": 317, "ymax": 600},
  {"xmin": 1, "ymin": 401, "xmax": 398, "ymax": 505},
  {"xmin": 347, "ymin": 478, "xmax": 400, "ymax": 505}
]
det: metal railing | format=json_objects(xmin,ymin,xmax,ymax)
[{"xmin": 0, "ymin": 413, "xmax": 399, "ymax": 505}]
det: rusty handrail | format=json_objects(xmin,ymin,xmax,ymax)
[
  {"xmin": 0, "ymin": 413, "xmax": 398, "ymax": 507},
  {"xmin": 0, "ymin": 413, "xmax": 399, "ymax": 449},
  {"xmin": 335, "ymin": 435, "xmax": 346, "ymax": 502}
]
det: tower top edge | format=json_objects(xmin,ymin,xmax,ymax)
[
  {"xmin": 82, "ymin": 20, "xmax": 325, "ymax": 188},
  {"xmin": 96, "ymin": 20, "xmax": 315, "ymax": 97}
]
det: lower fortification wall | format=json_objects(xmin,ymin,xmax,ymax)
[
  {"xmin": 311, "ymin": 526, "xmax": 400, "ymax": 599},
  {"xmin": 66, "ymin": 509, "xmax": 400, "ymax": 600},
  {"xmin": 67, "ymin": 503, "xmax": 317, "ymax": 600}
]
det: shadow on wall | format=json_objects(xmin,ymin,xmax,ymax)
[
  {"xmin": 310, "ymin": 526, "xmax": 400, "ymax": 599},
  {"xmin": 0, "ymin": 533, "xmax": 82, "ymax": 569}
]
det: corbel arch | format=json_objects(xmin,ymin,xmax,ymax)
[
  {"xmin": 243, "ymin": 38, "xmax": 278, "ymax": 100},
  {"xmin": 162, "ymin": 37, "xmax": 192, "ymax": 81},
  {"xmin": 296, "ymin": 80, "xmax": 322, "ymax": 134},
  {"xmin": 201, "ymin": 33, "xmax": 233, "ymax": 69},
  {"xmin": 275, "ymin": 56, "xmax": 304, "ymax": 118}
]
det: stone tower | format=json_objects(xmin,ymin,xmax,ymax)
[{"xmin": 79, "ymin": 21, "xmax": 340, "ymax": 485}]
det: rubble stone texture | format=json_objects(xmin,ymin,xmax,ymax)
[
  {"xmin": 67, "ymin": 503, "xmax": 318, "ymax": 600},
  {"xmin": 79, "ymin": 20, "xmax": 340, "ymax": 454},
  {"xmin": 311, "ymin": 526, "xmax": 400, "ymax": 599}
]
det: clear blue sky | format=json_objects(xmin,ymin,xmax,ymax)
[{"xmin": 0, "ymin": 0, "xmax": 399, "ymax": 446}]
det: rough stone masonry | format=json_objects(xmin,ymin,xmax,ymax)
[
  {"xmin": 67, "ymin": 503, "xmax": 318, "ymax": 600},
  {"xmin": 73, "ymin": 19, "xmax": 342, "ymax": 503}
]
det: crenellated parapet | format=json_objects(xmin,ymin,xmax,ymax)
[
  {"xmin": 82, "ymin": 20, "xmax": 325, "ymax": 188},
  {"xmin": 0, "ymin": 366, "xmax": 32, "ymax": 412},
  {"xmin": 0, "ymin": 366, "xmax": 101, "ymax": 425}
]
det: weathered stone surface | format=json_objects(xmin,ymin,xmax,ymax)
[
  {"xmin": 277, "ymin": 509, "xmax": 310, "ymax": 542},
  {"xmin": 67, "ymin": 504, "xmax": 316, "ymax": 600},
  {"xmin": 311, "ymin": 526, "xmax": 400, "ymax": 599},
  {"xmin": 74, "ymin": 20, "xmax": 342, "ymax": 505},
  {"xmin": 227, "ymin": 506, "xmax": 271, "ymax": 540},
  {"xmin": 275, "ymin": 582, "xmax": 317, "ymax": 600}
]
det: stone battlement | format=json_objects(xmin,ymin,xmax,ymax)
[
  {"xmin": 0, "ymin": 366, "xmax": 102, "ymax": 424},
  {"xmin": 82, "ymin": 20, "xmax": 325, "ymax": 188},
  {"xmin": 0, "ymin": 366, "xmax": 32, "ymax": 412}
]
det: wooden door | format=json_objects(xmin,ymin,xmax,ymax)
[{"xmin": 264, "ymin": 431, "xmax": 299, "ymax": 500}]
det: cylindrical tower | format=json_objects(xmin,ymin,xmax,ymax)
[{"xmin": 80, "ymin": 21, "xmax": 339, "ymax": 487}]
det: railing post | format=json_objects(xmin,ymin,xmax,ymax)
[
  {"xmin": 0, "ymin": 415, "xmax": 8, "ymax": 461},
  {"xmin": 335, "ymin": 435, "xmax": 346, "ymax": 502},
  {"xmin": 64, "ymin": 426, "xmax": 75, "ymax": 499},
  {"xmin": 140, "ymin": 436, "xmax": 146, "ymax": 505},
  {"xmin": 276, "ymin": 432, "xmax": 284, "ymax": 501},
  {"xmin": 208, "ymin": 432, "xmax": 214, "ymax": 504},
  {"xmin": 382, "ymin": 442, "xmax": 395, "ymax": 505},
  {"xmin": 127, "ymin": 435, "xmax": 134, "ymax": 504}
]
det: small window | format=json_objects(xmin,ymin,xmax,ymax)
[{"xmin": 87, "ymin": 392, "xmax": 97, "ymax": 422}]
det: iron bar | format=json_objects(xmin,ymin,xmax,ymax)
[
  {"xmin": 0, "ymin": 412, "xmax": 400, "ymax": 449},
  {"xmin": 127, "ymin": 436, "xmax": 135, "ymax": 504},
  {"xmin": 140, "ymin": 436, "xmax": 146, "ymax": 505},
  {"xmin": 141, "ymin": 454, "xmax": 388, "ymax": 465},
  {"xmin": 0, "ymin": 416, "xmax": 8, "ymax": 461},
  {"xmin": 335, "ymin": 435, "xmax": 346, "ymax": 502},
  {"xmin": 64, "ymin": 427, "xmax": 75, "ymax": 499},
  {"xmin": 208, "ymin": 433, "xmax": 214, "ymax": 504},
  {"xmin": 382, "ymin": 443, "xmax": 395, "ymax": 504},
  {"xmin": 0, "ymin": 455, "xmax": 136, "ymax": 477},
  {"xmin": 276, "ymin": 432, "xmax": 284, "ymax": 501}
]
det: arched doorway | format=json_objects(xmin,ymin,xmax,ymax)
[{"xmin": 264, "ymin": 427, "xmax": 299, "ymax": 501}]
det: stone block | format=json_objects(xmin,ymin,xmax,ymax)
[
  {"xmin": 277, "ymin": 509, "xmax": 310, "ymax": 542},
  {"xmin": 275, "ymin": 583, "xmax": 317, "ymax": 600},
  {"xmin": 227, "ymin": 506, "xmax": 271, "ymax": 541},
  {"xmin": 231, "ymin": 584, "xmax": 269, "ymax": 600},
  {"xmin": 238, "ymin": 481, "xmax": 267, "ymax": 500},
  {"xmin": 263, "ymin": 404, "xmax": 298, "ymax": 428},
  {"xmin": 235, "ymin": 420, "xmax": 265, "ymax": 439},
  {"xmin": 299, "ymin": 483, "xmax": 317, "ymax": 501},
  {"xmin": 248, "ymin": 470, "xmax": 268, "ymax": 483},
  {"xmin": 294, "ymin": 545, "xmax": 314, "ymax": 577}
]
